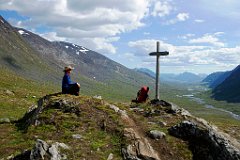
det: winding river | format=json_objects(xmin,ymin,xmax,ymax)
[{"xmin": 180, "ymin": 94, "xmax": 240, "ymax": 120}]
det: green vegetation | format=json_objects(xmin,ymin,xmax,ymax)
[
  {"xmin": 0, "ymin": 68, "xmax": 240, "ymax": 159},
  {"xmin": 0, "ymin": 68, "xmax": 58, "ymax": 120},
  {"xmin": 74, "ymin": 70, "xmax": 155, "ymax": 103},
  {"xmin": 0, "ymin": 69, "xmax": 58, "ymax": 157},
  {"xmin": 130, "ymin": 103, "xmax": 193, "ymax": 160},
  {"xmin": 198, "ymin": 91, "xmax": 240, "ymax": 115},
  {"xmin": 0, "ymin": 66, "xmax": 126, "ymax": 159},
  {"xmin": 0, "ymin": 91, "xmax": 123, "ymax": 159}
]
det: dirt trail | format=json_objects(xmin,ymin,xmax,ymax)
[{"xmin": 109, "ymin": 104, "xmax": 161, "ymax": 160}]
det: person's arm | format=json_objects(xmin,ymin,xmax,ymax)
[{"xmin": 66, "ymin": 75, "xmax": 76, "ymax": 85}]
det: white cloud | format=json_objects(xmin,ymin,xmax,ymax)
[
  {"xmin": 128, "ymin": 39, "xmax": 175, "ymax": 56},
  {"xmin": 144, "ymin": 32, "xmax": 150, "ymax": 35},
  {"xmin": 198, "ymin": 0, "xmax": 240, "ymax": 19},
  {"xmin": 122, "ymin": 52, "xmax": 135, "ymax": 61},
  {"xmin": 165, "ymin": 12, "xmax": 189, "ymax": 25},
  {"xmin": 124, "ymin": 52, "xmax": 135, "ymax": 58},
  {"xmin": 128, "ymin": 39, "xmax": 240, "ymax": 69},
  {"xmin": 194, "ymin": 19, "xmax": 205, "ymax": 23},
  {"xmin": 189, "ymin": 33, "xmax": 225, "ymax": 47},
  {"xmin": 178, "ymin": 33, "xmax": 195, "ymax": 40},
  {"xmin": 177, "ymin": 13, "xmax": 189, "ymax": 21},
  {"xmin": 0, "ymin": 0, "xmax": 150, "ymax": 54},
  {"xmin": 151, "ymin": 1, "xmax": 173, "ymax": 17},
  {"xmin": 92, "ymin": 37, "xmax": 120, "ymax": 54},
  {"xmin": 214, "ymin": 32, "xmax": 225, "ymax": 36},
  {"xmin": 40, "ymin": 32, "xmax": 67, "ymax": 42}
]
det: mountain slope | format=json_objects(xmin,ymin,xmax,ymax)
[
  {"xmin": 0, "ymin": 16, "xmax": 59, "ymax": 82},
  {"xmin": 134, "ymin": 68, "xmax": 155, "ymax": 79},
  {"xmin": 202, "ymin": 72, "xmax": 225, "ymax": 86},
  {"xmin": 203, "ymin": 71, "xmax": 232, "ymax": 88},
  {"xmin": 16, "ymin": 28, "xmax": 155, "ymax": 100},
  {"xmin": 18, "ymin": 29, "xmax": 152, "ymax": 85},
  {"xmin": 212, "ymin": 65, "xmax": 240, "ymax": 102},
  {"xmin": 0, "ymin": 16, "xmax": 154, "ymax": 101}
]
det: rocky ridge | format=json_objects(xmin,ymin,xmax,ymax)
[{"xmin": 6, "ymin": 93, "xmax": 240, "ymax": 160}]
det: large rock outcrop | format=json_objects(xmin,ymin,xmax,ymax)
[
  {"xmin": 13, "ymin": 139, "xmax": 69, "ymax": 160},
  {"xmin": 168, "ymin": 119, "xmax": 240, "ymax": 160},
  {"xmin": 16, "ymin": 93, "xmax": 80, "ymax": 131}
]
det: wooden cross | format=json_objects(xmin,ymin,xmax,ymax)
[{"xmin": 149, "ymin": 41, "xmax": 169, "ymax": 100}]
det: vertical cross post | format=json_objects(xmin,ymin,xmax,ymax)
[
  {"xmin": 156, "ymin": 42, "xmax": 160, "ymax": 100},
  {"xmin": 149, "ymin": 41, "xmax": 169, "ymax": 101}
]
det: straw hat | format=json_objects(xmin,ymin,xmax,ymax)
[{"xmin": 63, "ymin": 66, "xmax": 74, "ymax": 72}]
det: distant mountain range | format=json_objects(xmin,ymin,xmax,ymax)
[
  {"xmin": 137, "ymin": 66, "xmax": 240, "ymax": 103},
  {"xmin": 202, "ymin": 71, "xmax": 232, "ymax": 89},
  {"xmin": 174, "ymin": 72, "xmax": 206, "ymax": 83},
  {"xmin": 0, "ymin": 16, "xmax": 154, "ymax": 100},
  {"xmin": 134, "ymin": 68, "xmax": 206, "ymax": 83},
  {"xmin": 202, "ymin": 65, "xmax": 240, "ymax": 103}
]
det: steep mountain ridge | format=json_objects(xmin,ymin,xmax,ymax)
[
  {"xmin": 0, "ymin": 16, "xmax": 59, "ymax": 82},
  {"xmin": 16, "ymin": 26, "xmax": 153, "ymax": 85},
  {"xmin": 17, "ymin": 27, "xmax": 155, "ymax": 99},
  {"xmin": 202, "ymin": 71, "xmax": 232, "ymax": 88},
  {"xmin": 0, "ymin": 16, "xmax": 154, "ymax": 100},
  {"xmin": 212, "ymin": 65, "xmax": 240, "ymax": 102}
]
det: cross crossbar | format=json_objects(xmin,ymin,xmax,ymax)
[{"xmin": 149, "ymin": 51, "xmax": 169, "ymax": 56}]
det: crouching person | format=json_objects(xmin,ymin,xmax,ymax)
[
  {"xmin": 62, "ymin": 66, "xmax": 80, "ymax": 96},
  {"xmin": 132, "ymin": 86, "xmax": 149, "ymax": 103}
]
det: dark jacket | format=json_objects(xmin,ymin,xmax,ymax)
[{"xmin": 62, "ymin": 73, "xmax": 76, "ymax": 93}]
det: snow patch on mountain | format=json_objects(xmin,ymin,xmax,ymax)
[
  {"xmin": 70, "ymin": 43, "xmax": 89, "ymax": 54},
  {"xmin": 79, "ymin": 47, "xmax": 89, "ymax": 54},
  {"xmin": 72, "ymin": 43, "xmax": 76, "ymax": 47},
  {"xmin": 18, "ymin": 30, "xmax": 29, "ymax": 35}
]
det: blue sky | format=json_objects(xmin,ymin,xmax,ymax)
[{"xmin": 1, "ymin": 0, "xmax": 240, "ymax": 74}]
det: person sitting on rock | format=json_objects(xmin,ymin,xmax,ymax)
[
  {"xmin": 62, "ymin": 66, "xmax": 80, "ymax": 96},
  {"xmin": 132, "ymin": 86, "xmax": 149, "ymax": 103}
]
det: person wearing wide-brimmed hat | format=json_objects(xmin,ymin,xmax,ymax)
[{"xmin": 62, "ymin": 66, "xmax": 80, "ymax": 96}]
